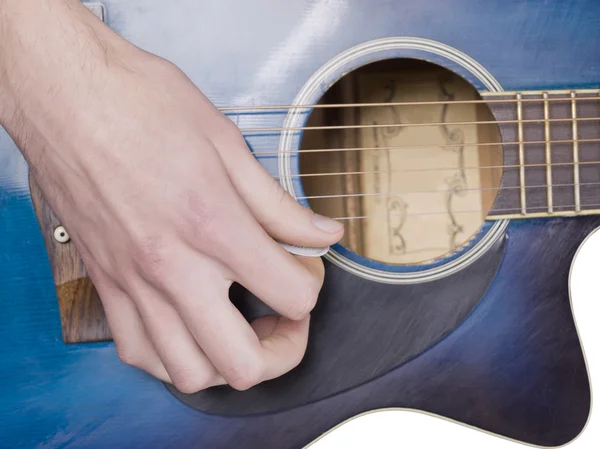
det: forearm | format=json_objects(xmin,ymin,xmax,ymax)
[
  {"xmin": 1, "ymin": 1, "xmax": 82, "ymax": 111},
  {"xmin": 0, "ymin": 0, "xmax": 129, "ymax": 160}
]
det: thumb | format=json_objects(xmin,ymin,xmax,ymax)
[{"xmin": 211, "ymin": 124, "xmax": 344, "ymax": 248}]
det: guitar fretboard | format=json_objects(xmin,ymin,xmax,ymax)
[{"xmin": 485, "ymin": 89, "xmax": 600, "ymax": 220}]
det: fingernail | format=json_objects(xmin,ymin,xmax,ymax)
[{"xmin": 312, "ymin": 213, "xmax": 344, "ymax": 233}]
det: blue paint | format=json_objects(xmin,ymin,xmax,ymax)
[{"xmin": 1, "ymin": 0, "xmax": 598, "ymax": 447}]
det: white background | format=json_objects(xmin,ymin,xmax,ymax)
[{"xmin": 312, "ymin": 228, "xmax": 600, "ymax": 449}]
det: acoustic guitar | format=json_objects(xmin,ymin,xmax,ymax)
[{"xmin": 1, "ymin": 1, "xmax": 599, "ymax": 448}]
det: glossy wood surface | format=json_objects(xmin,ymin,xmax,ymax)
[
  {"xmin": 1, "ymin": 1, "xmax": 599, "ymax": 448},
  {"xmin": 29, "ymin": 176, "xmax": 110, "ymax": 343}
]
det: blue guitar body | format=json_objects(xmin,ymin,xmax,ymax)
[{"xmin": 1, "ymin": 1, "xmax": 599, "ymax": 447}]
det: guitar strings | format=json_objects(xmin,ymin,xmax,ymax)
[
  {"xmin": 238, "ymin": 116, "xmax": 599, "ymax": 134},
  {"xmin": 218, "ymin": 95, "xmax": 600, "ymax": 112},
  {"xmin": 274, "ymin": 160, "xmax": 600, "ymax": 180},
  {"xmin": 332, "ymin": 202, "xmax": 600, "ymax": 221},
  {"xmin": 253, "ymin": 138, "xmax": 600, "ymax": 157},
  {"xmin": 294, "ymin": 181, "xmax": 600, "ymax": 201},
  {"xmin": 227, "ymin": 96, "xmax": 600, "ymax": 219}
]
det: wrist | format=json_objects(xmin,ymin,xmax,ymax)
[{"xmin": 0, "ymin": 0, "xmax": 126, "ymax": 142}]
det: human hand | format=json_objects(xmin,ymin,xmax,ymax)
[{"xmin": 0, "ymin": 0, "xmax": 343, "ymax": 392}]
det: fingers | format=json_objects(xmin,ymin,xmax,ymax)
[
  {"xmin": 183, "ymin": 184, "xmax": 324, "ymax": 321},
  {"xmin": 221, "ymin": 229, "xmax": 323, "ymax": 321},
  {"xmin": 251, "ymin": 315, "xmax": 311, "ymax": 382},
  {"xmin": 131, "ymin": 282, "xmax": 226, "ymax": 394},
  {"xmin": 153, "ymin": 248, "xmax": 310, "ymax": 390},
  {"xmin": 174, "ymin": 279, "xmax": 265, "ymax": 390},
  {"xmin": 172, "ymin": 280, "xmax": 311, "ymax": 390},
  {"xmin": 164, "ymin": 136, "xmax": 327, "ymax": 323},
  {"xmin": 94, "ymin": 279, "xmax": 172, "ymax": 383},
  {"xmin": 100, "ymin": 241, "xmax": 316, "ymax": 392},
  {"xmin": 209, "ymin": 121, "xmax": 344, "ymax": 247},
  {"xmin": 181, "ymin": 137, "xmax": 329, "ymax": 321},
  {"xmin": 96, "ymin": 120, "xmax": 332, "ymax": 392}
]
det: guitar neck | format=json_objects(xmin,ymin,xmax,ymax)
[{"xmin": 483, "ymin": 89, "xmax": 600, "ymax": 220}]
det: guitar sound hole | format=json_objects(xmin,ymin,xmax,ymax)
[{"xmin": 299, "ymin": 59, "xmax": 503, "ymax": 265}]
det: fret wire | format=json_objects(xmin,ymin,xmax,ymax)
[
  {"xmin": 517, "ymin": 93, "xmax": 527, "ymax": 215},
  {"xmin": 543, "ymin": 92, "xmax": 553, "ymax": 214},
  {"xmin": 572, "ymin": 91, "xmax": 581, "ymax": 212}
]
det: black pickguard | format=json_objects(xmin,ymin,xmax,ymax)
[
  {"xmin": 167, "ymin": 217, "xmax": 591, "ymax": 448},
  {"xmin": 170, "ymin": 232, "xmax": 505, "ymax": 414}
]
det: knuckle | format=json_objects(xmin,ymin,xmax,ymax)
[
  {"xmin": 278, "ymin": 333, "xmax": 307, "ymax": 371},
  {"xmin": 222, "ymin": 118, "xmax": 243, "ymax": 138},
  {"xmin": 267, "ymin": 178, "xmax": 287, "ymax": 209},
  {"xmin": 161, "ymin": 59, "xmax": 181, "ymax": 74},
  {"xmin": 288, "ymin": 276, "xmax": 320, "ymax": 320},
  {"xmin": 223, "ymin": 363, "xmax": 262, "ymax": 391},
  {"xmin": 307, "ymin": 260, "xmax": 326, "ymax": 287},
  {"xmin": 256, "ymin": 180, "xmax": 287, "ymax": 231},
  {"xmin": 171, "ymin": 370, "xmax": 213, "ymax": 394},
  {"xmin": 289, "ymin": 343, "xmax": 306, "ymax": 369},
  {"xmin": 154, "ymin": 57, "xmax": 186, "ymax": 79},
  {"xmin": 131, "ymin": 235, "xmax": 169, "ymax": 283},
  {"xmin": 173, "ymin": 379, "xmax": 206, "ymax": 394},
  {"xmin": 115, "ymin": 342, "xmax": 140, "ymax": 367},
  {"xmin": 210, "ymin": 116, "xmax": 245, "ymax": 148},
  {"xmin": 246, "ymin": 181, "xmax": 285, "ymax": 234},
  {"xmin": 215, "ymin": 114, "xmax": 244, "ymax": 139},
  {"xmin": 181, "ymin": 190, "xmax": 220, "ymax": 246},
  {"xmin": 219, "ymin": 121, "xmax": 256, "ymax": 158}
]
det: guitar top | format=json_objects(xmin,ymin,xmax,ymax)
[{"xmin": 1, "ymin": 1, "xmax": 599, "ymax": 448}]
